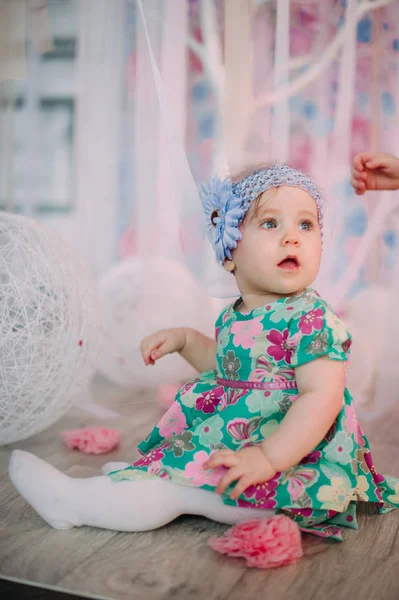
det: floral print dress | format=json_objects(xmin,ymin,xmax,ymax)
[{"xmin": 108, "ymin": 288, "xmax": 399, "ymax": 540}]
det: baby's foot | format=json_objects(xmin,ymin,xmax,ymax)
[
  {"xmin": 101, "ymin": 461, "xmax": 130, "ymax": 476},
  {"xmin": 8, "ymin": 450, "xmax": 80, "ymax": 530}
]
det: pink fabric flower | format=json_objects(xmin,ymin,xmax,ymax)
[
  {"xmin": 62, "ymin": 427, "xmax": 121, "ymax": 455},
  {"xmin": 184, "ymin": 450, "xmax": 226, "ymax": 486},
  {"xmin": 158, "ymin": 401, "xmax": 188, "ymax": 437},
  {"xmin": 195, "ymin": 386, "xmax": 225, "ymax": 414},
  {"xmin": 208, "ymin": 515, "xmax": 303, "ymax": 569},
  {"xmin": 266, "ymin": 329, "xmax": 294, "ymax": 363},
  {"xmin": 231, "ymin": 317, "xmax": 263, "ymax": 349},
  {"xmin": 299, "ymin": 308, "xmax": 324, "ymax": 334}
]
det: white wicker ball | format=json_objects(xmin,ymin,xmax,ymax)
[{"xmin": 0, "ymin": 212, "xmax": 100, "ymax": 445}]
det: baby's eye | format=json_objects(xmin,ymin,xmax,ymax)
[
  {"xmin": 298, "ymin": 220, "xmax": 313, "ymax": 231},
  {"xmin": 261, "ymin": 219, "xmax": 277, "ymax": 229}
]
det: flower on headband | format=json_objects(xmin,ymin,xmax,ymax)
[{"xmin": 200, "ymin": 177, "xmax": 245, "ymax": 264}]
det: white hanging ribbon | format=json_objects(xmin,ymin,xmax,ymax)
[
  {"xmin": 132, "ymin": 0, "xmax": 162, "ymax": 259},
  {"xmin": 198, "ymin": 0, "xmax": 226, "ymax": 175},
  {"xmin": 223, "ymin": 0, "xmax": 252, "ymax": 175},
  {"xmin": 73, "ymin": 0, "xmax": 125, "ymax": 418},
  {"xmin": 325, "ymin": 0, "xmax": 357, "ymax": 309},
  {"xmin": 271, "ymin": 0, "xmax": 290, "ymax": 163},
  {"xmin": 330, "ymin": 0, "xmax": 357, "ymax": 180},
  {"xmin": 136, "ymin": 0, "xmax": 238, "ymax": 298},
  {"xmin": 155, "ymin": 0, "xmax": 187, "ymax": 258},
  {"xmin": 74, "ymin": 0, "xmax": 123, "ymax": 277}
]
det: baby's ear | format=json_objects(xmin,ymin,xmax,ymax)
[{"xmin": 223, "ymin": 259, "xmax": 235, "ymax": 273}]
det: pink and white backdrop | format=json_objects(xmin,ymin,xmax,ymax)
[{"xmin": 1, "ymin": 0, "xmax": 399, "ymax": 432}]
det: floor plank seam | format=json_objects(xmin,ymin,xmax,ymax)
[
  {"xmin": 386, "ymin": 519, "xmax": 399, "ymax": 558},
  {"xmin": 50, "ymin": 529, "xmax": 123, "ymax": 588},
  {"xmin": 225, "ymin": 568, "xmax": 250, "ymax": 600}
]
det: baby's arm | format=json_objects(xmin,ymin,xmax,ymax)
[
  {"xmin": 140, "ymin": 327, "xmax": 216, "ymax": 373},
  {"xmin": 205, "ymin": 355, "xmax": 345, "ymax": 500},
  {"xmin": 180, "ymin": 328, "xmax": 217, "ymax": 372},
  {"xmin": 261, "ymin": 356, "xmax": 345, "ymax": 471}
]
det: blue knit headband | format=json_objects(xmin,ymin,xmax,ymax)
[{"xmin": 200, "ymin": 164, "xmax": 324, "ymax": 264}]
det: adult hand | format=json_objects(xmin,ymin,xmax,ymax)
[{"xmin": 351, "ymin": 152, "xmax": 399, "ymax": 195}]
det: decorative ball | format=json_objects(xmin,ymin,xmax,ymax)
[
  {"xmin": 97, "ymin": 256, "xmax": 222, "ymax": 388},
  {"xmin": 344, "ymin": 285, "xmax": 394, "ymax": 407},
  {"xmin": 0, "ymin": 212, "xmax": 100, "ymax": 445}
]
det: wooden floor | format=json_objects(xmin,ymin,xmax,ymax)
[{"xmin": 1, "ymin": 375, "xmax": 399, "ymax": 600}]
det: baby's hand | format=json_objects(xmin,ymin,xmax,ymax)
[
  {"xmin": 140, "ymin": 328, "xmax": 187, "ymax": 366},
  {"xmin": 351, "ymin": 152, "xmax": 399, "ymax": 195},
  {"xmin": 204, "ymin": 447, "xmax": 277, "ymax": 500}
]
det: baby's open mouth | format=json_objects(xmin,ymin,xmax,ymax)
[{"xmin": 278, "ymin": 256, "xmax": 300, "ymax": 270}]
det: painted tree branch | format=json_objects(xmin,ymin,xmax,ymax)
[{"xmin": 255, "ymin": 0, "xmax": 395, "ymax": 109}]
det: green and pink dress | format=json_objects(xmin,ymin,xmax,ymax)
[{"xmin": 108, "ymin": 288, "xmax": 399, "ymax": 540}]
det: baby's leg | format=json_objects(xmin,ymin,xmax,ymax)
[{"xmin": 9, "ymin": 451, "xmax": 273, "ymax": 531}]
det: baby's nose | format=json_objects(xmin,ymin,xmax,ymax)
[{"xmin": 283, "ymin": 232, "xmax": 299, "ymax": 245}]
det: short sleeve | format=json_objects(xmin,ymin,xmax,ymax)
[{"xmin": 288, "ymin": 305, "xmax": 352, "ymax": 368}]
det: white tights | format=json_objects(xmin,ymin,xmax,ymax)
[{"xmin": 8, "ymin": 450, "xmax": 273, "ymax": 531}]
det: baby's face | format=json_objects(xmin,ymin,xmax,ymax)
[{"xmin": 224, "ymin": 186, "xmax": 322, "ymax": 299}]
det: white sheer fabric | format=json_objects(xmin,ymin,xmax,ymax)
[
  {"xmin": 2, "ymin": 1, "xmax": 399, "ymax": 426},
  {"xmin": 134, "ymin": 0, "xmax": 399, "ymax": 426}
]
